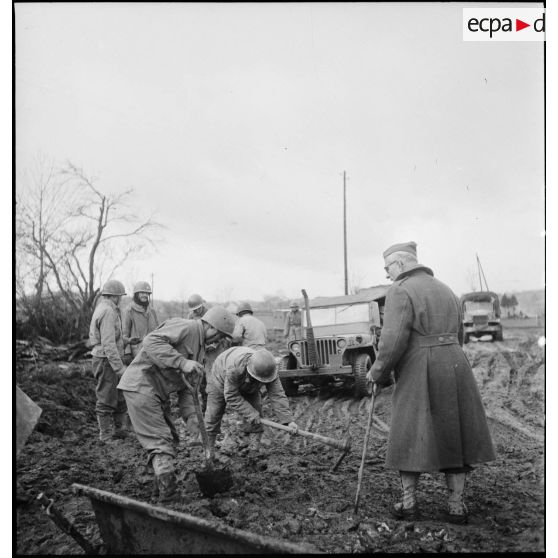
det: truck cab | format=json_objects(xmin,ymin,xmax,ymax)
[
  {"xmin": 460, "ymin": 291, "xmax": 503, "ymax": 343},
  {"xmin": 278, "ymin": 285, "xmax": 389, "ymax": 397}
]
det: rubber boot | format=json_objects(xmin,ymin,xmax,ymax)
[
  {"xmin": 445, "ymin": 473, "xmax": 468, "ymax": 524},
  {"xmin": 152, "ymin": 454, "xmax": 179, "ymax": 502},
  {"xmin": 97, "ymin": 414, "xmax": 114, "ymax": 443},
  {"xmin": 220, "ymin": 433, "xmax": 239, "ymax": 455},
  {"xmin": 391, "ymin": 471, "xmax": 420, "ymax": 520},
  {"xmin": 113, "ymin": 412, "xmax": 131, "ymax": 439}
]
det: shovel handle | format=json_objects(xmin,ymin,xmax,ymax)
[
  {"xmin": 354, "ymin": 391, "xmax": 377, "ymax": 513},
  {"xmin": 260, "ymin": 418, "xmax": 351, "ymax": 453},
  {"xmin": 181, "ymin": 371, "xmax": 214, "ymax": 466}
]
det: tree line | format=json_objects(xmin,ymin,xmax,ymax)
[{"xmin": 16, "ymin": 155, "xmax": 160, "ymax": 343}]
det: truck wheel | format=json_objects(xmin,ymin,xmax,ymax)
[
  {"xmin": 494, "ymin": 328, "xmax": 504, "ymax": 342},
  {"xmin": 278, "ymin": 356, "xmax": 298, "ymax": 396},
  {"xmin": 463, "ymin": 333, "xmax": 470, "ymax": 344},
  {"xmin": 353, "ymin": 353, "xmax": 373, "ymax": 398}
]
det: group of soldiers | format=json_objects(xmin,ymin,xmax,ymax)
[
  {"xmin": 89, "ymin": 240, "xmax": 496, "ymax": 524},
  {"xmin": 89, "ymin": 284, "xmax": 299, "ymax": 502}
]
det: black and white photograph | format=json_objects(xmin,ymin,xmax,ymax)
[{"xmin": 13, "ymin": 2, "xmax": 547, "ymax": 554}]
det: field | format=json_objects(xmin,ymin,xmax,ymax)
[{"xmin": 16, "ymin": 327, "xmax": 545, "ymax": 554}]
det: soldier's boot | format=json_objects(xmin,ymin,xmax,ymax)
[
  {"xmin": 152, "ymin": 454, "xmax": 180, "ymax": 503},
  {"xmin": 220, "ymin": 433, "xmax": 240, "ymax": 455},
  {"xmin": 391, "ymin": 471, "xmax": 420, "ymax": 520},
  {"xmin": 444, "ymin": 473, "xmax": 468, "ymax": 524},
  {"xmin": 96, "ymin": 414, "xmax": 115, "ymax": 443},
  {"xmin": 113, "ymin": 412, "xmax": 132, "ymax": 439}
]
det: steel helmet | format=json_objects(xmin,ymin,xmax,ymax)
[
  {"xmin": 133, "ymin": 281, "xmax": 152, "ymax": 294},
  {"xmin": 247, "ymin": 349, "xmax": 278, "ymax": 383},
  {"xmin": 188, "ymin": 293, "xmax": 205, "ymax": 311},
  {"xmin": 201, "ymin": 306, "xmax": 236, "ymax": 337},
  {"xmin": 101, "ymin": 280, "xmax": 126, "ymax": 296},
  {"xmin": 289, "ymin": 300, "xmax": 300, "ymax": 309},
  {"xmin": 236, "ymin": 301, "xmax": 253, "ymax": 316}
]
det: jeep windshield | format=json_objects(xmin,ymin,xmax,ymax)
[{"xmin": 306, "ymin": 303, "xmax": 370, "ymax": 327}]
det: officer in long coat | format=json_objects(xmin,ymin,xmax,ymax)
[
  {"xmin": 122, "ymin": 281, "xmax": 159, "ymax": 363},
  {"xmin": 117, "ymin": 306, "xmax": 236, "ymax": 501},
  {"xmin": 367, "ymin": 241, "xmax": 495, "ymax": 524}
]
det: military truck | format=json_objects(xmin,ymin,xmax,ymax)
[
  {"xmin": 460, "ymin": 291, "xmax": 503, "ymax": 343},
  {"xmin": 278, "ymin": 286, "xmax": 390, "ymax": 397}
]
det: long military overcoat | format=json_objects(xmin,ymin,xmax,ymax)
[{"xmin": 370, "ymin": 265, "xmax": 496, "ymax": 472}]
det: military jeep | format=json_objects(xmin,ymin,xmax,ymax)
[
  {"xmin": 278, "ymin": 286, "xmax": 389, "ymax": 397},
  {"xmin": 460, "ymin": 291, "xmax": 503, "ymax": 343}
]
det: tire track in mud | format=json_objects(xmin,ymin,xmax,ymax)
[
  {"xmin": 464, "ymin": 337, "xmax": 544, "ymax": 443},
  {"xmin": 262, "ymin": 386, "xmax": 391, "ymax": 462}
]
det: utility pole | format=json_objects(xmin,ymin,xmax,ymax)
[{"xmin": 343, "ymin": 171, "xmax": 348, "ymax": 295}]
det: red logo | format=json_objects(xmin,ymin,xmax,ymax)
[{"xmin": 516, "ymin": 19, "xmax": 530, "ymax": 32}]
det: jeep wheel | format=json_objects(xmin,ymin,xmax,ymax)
[
  {"xmin": 494, "ymin": 328, "xmax": 504, "ymax": 342},
  {"xmin": 463, "ymin": 333, "xmax": 470, "ymax": 344},
  {"xmin": 353, "ymin": 353, "xmax": 373, "ymax": 398},
  {"xmin": 278, "ymin": 356, "xmax": 298, "ymax": 396}
]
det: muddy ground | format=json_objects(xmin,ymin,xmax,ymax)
[{"xmin": 16, "ymin": 328, "xmax": 545, "ymax": 554}]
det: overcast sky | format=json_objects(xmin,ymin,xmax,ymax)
[{"xmin": 15, "ymin": 2, "xmax": 545, "ymax": 303}]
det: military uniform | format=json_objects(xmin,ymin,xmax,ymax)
[
  {"xmin": 89, "ymin": 299, "xmax": 127, "ymax": 417},
  {"xmin": 122, "ymin": 301, "xmax": 159, "ymax": 359},
  {"xmin": 371, "ymin": 264, "xmax": 496, "ymax": 472},
  {"xmin": 117, "ymin": 318, "xmax": 205, "ymax": 461},
  {"xmin": 284, "ymin": 310, "xmax": 302, "ymax": 341},
  {"xmin": 205, "ymin": 346, "xmax": 293, "ymax": 443},
  {"xmin": 231, "ymin": 314, "xmax": 267, "ymax": 349}
]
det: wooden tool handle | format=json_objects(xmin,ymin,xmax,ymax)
[{"xmin": 260, "ymin": 418, "xmax": 350, "ymax": 452}]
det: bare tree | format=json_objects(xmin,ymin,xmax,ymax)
[{"xmin": 16, "ymin": 156, "xmax": 161, "ymax": 341}]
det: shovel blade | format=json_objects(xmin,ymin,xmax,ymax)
[{"xmin": 195, "ymin": 467, "xmax": 233, "ymax": 497}]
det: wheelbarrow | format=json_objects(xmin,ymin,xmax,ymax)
[
  {"xmin": 72, "ymin": 483, "xmax": 316, "ymax": 554},
  {"xmin": 181, "ymin": 370, "xmax": 233, "ymax": 497}
]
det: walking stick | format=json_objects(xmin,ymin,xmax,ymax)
[{"xmin": 354, "ymin": 382, "xmax": 379, "ymax": 514}]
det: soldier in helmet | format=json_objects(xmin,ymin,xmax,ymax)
[
  {"xmin": 187, "ymin": 293, "xmax": 207, "ymax": 319},
  {"xmin": 205, "ymin": 347, "xmax": 299, "ymax": 456},
  {"xmin": 117, "ymin": 306, "xmax": 236, "ymax": 502},
  {"xmin": 284, "ymin": 300, "xmax": 302, "ymax": 344},
  {"xmin": 89, "ymin": 280, "xmax": 134, "ymax": 442},
  {"xmin": 122, "ymin": 281, "xmax": 159, "ymax": 364},
  {"xmin": 231, "ymin": 302, "xmax": 267, "ymax": 349},
  {"xmin": 185, "ymin": 293, "xmax": 232, "ymax": 413}
]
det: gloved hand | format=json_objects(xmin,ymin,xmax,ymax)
[
  {"xmin": 181, "ymin": 359, "xmax": 204, "ymax": 376},
  {"xmin": 366, "ymin": 370, "xmax": 381, "ymax": 396},
  {"xmin": 248, "ymin": 414, "xmax": 261, "ymax": 428},
  {"xmin": 129, "ymin": 337, "xmax": 142, "ymax": 345},
  {"xmin": 286, "ymin": 421, "xmax": 299, "ymax": 434}
]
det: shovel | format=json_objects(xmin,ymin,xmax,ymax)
[
  {"xmin": 260, "ymin": 418, "xmax": 352, "ymax": 456},
  {"xmin": 354, "ymin": 382, "xmax": 379, "ymax": 514},
  {"xmin": 181, "ymin": 371, "xmax": 233, "ymax": 497}
]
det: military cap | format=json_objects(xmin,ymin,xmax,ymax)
[{"xmin": 383, "ymin": 241, "xmax": 417, "ymax": 259}]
